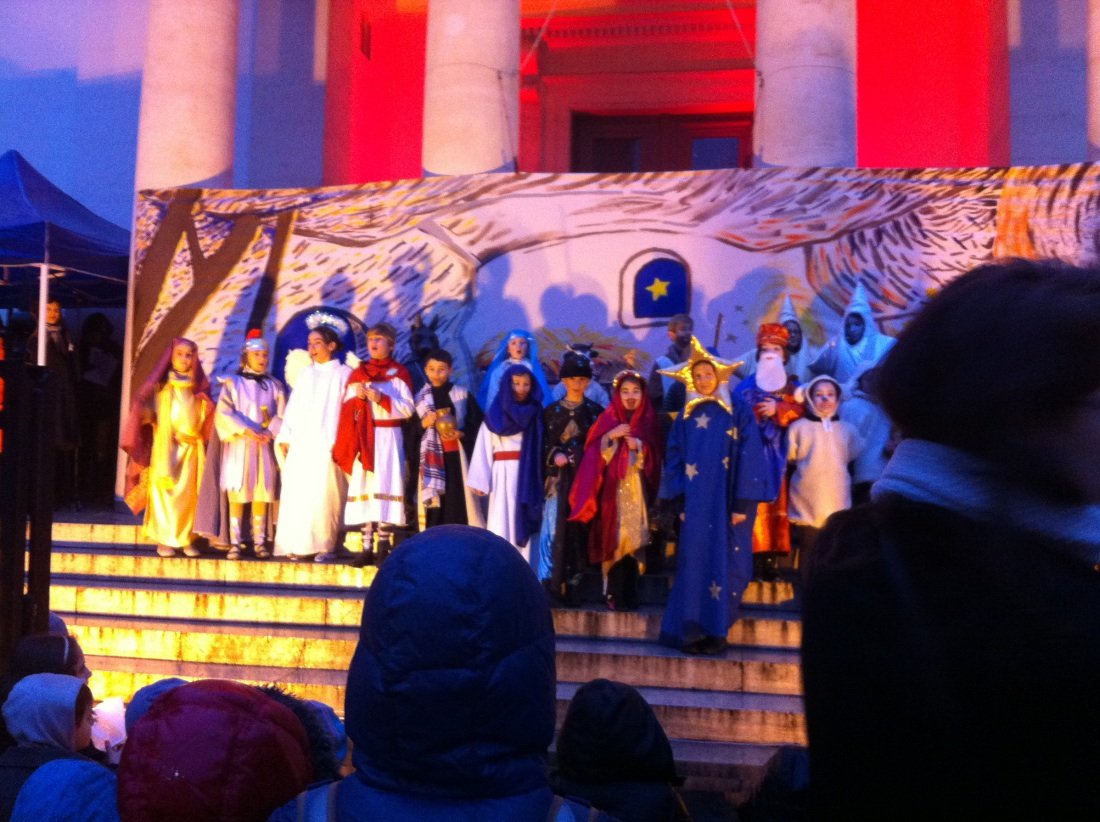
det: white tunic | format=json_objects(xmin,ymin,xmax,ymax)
[
  {"xmin": 274, "ymin": 359, "xmax": 351, "ymax": 555},
  {"xmin": 216, "ymin": 374, "xmax": 286, "ymax": 502},
  {"xmin": 787, "ymin": 417, "xmax": 864, "ymax": 529},
  {"xmin": 343, "ymin": 371, "xmax": 414, "ymax": 527},
  {"xmin": 467, "ymin": 424, "xmax": 528, "ymax": 561}
]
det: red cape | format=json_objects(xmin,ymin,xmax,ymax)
[
  {"xmin": 568, "ymin": 386, "xmax": 662, "ymax": 564},
  {"xmin": 332, "ymin": 357, "xmax": 413, "ymax": 474}
]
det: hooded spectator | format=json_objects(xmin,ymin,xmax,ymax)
[
  {"xmin": 273, "ymin": 525, "xmax": 595, "ymax": 821},
  {"xmin": 802, "ymin": 259, "xmax": 1100, "ymax": 818},
  {"xmin": 0, "ymin": 674, "xmax": 99, "ymax": 818},
  {"xmin": 11, "ymin": 758, "xmax": 119, "ymax": 822},
  {"xmin": 116, "ymin": 679, "xmax": 312, "ymax": 822},
  {"xmin": 552, "ymin": 678, "xmax": 686, "ymax": 822}
]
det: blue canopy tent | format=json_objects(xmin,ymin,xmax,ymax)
[{"xmin": 0, "ymin": 150, "xmax": 130, "ymax": 362}]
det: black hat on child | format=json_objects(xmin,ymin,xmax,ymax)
[{"xmin": 559, "ymin": 350, "xmax": 593, "ymax": 379}]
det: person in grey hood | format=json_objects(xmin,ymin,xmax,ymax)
[{"xmin": 0, "ymin": 673, "xmax": 102, "ymax": 820}]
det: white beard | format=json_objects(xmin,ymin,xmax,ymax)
[{"xmin": 756, "ymin": 353, "xmax": 788, "ymax": 392}]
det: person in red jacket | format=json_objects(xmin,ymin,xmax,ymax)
[{"xmin": 117, "ymin": 679, "xmax": 312, "ymax": 822}]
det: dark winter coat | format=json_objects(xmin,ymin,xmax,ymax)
[{"xmin": 802, "ymin": 495, "xmax": 1100, "ymax": 820}]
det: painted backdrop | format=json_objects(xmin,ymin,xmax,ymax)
[{"xmin": 129, "ymin": 164, "xmax": 1100, "ymax": 391}]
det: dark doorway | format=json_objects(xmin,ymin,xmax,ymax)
[{"xmin": 571, "ymin": 113, "xmax": 753, "ymax": 172}]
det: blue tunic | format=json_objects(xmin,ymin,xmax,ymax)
[{"xmin": 658, "ymin": 393, "xmax": 771, "ymax": 647}]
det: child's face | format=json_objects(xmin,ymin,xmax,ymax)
[
  {"xmin": 619, "ymin": 380, "xmax": 643, "ymax": 411},
  {"xmin": 245, "ymin": 348, "xmax": 269, "ymax": 373},
  {"xmin": 691, "ymin": 362, "xmax": 718, "ymax": 396},
  {"xmin": 561, "ymin": 376, "xmax": 589, "ymax": 396},
  {"xmin": 367, "ymin": 333, "xmax": 392, "ymax": 360},
  {"xmin": 307, "ymin": 331, "xmax": 335, "ymax": 363},
  {"xmin": 424, "ymin": 358, "xmax": 452, "ymax": 387},
  {"xmin": 507, "ymin": 336, "xmax": 528, "ymax": 360},
  {"xmin": 511, "ymin": 372, "xmax": 532, "ymax": 402},
  {"xmin": 811, "ymin": 382, "xmax": 839, "ymax": 417},
  {"xmin": 75, "ymin": 703, "xmax": 95, "ymax": 751},
  {"xmin": 171, "ymin": 343, "xmax": 196, "ymax": 375}
]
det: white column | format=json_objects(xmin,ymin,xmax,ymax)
[
  {"xmin": 422, "ymin": 0, "xmax": 520, "ymax": 175},
  {"xmin": 135, "ymin": 0, "xmax": 239, "ymax": 190},
  {"xmin": 753, "ymin": 0, "xmax": 856, "ymax": 167},
  {"xmin": 1088, "ymin": 0, "xmax": 1100, "ymax": 160}
]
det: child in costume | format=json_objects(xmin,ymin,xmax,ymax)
[
  {"xmin": 121, "ymin": 337, "xmax": 214, "ymax": 558},
  {"xmin": 468, "ymin": 364, "xmax": 544, "ymax": 561},
  {"xmin": 535, "ymin": 349, "xmax": 604, "ymax": 599},
  {"xmin": 215, "ymin": 330, "xmax": 286, "ymax": 560},
  {"xmin": 333, "ymin": 322, "xmax": 414, "ymax": 566},
  {"xmin": 415, "ymin": 347, "xmax": 484, "ymax": 528},
  {"xmin": 732, "ymin": 323, "xmax": 804, "ymax": 580},
  {"xmin": 787, "ymin": 374, "xmax": 863, "ymax": 582},
  {"xmin": 569, "ymin": 370, "xmax": 662, "ymax": 609},
  {"xmin": 477, "ymin": 329, "xmax": 552, "ymax": 411},
  {"xmin": 274, "ymin": 320, "xmax": 351, "ymax": 560},
  {"xmin": 656, "ymin": 338, "xmax": 770, "ymax": 654}
]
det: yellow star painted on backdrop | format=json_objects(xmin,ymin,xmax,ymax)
[
  {"xmin": 727, "ymin": 427, "xmax": 738, "ymax": 440},
  {"xmin": 709, "ymin": 580, "xmax": 722, "ymax": 600},
  {"xmin": 722, "ymin": 456, "xmax": 730, "ymax": 469},
  {"xmin": 645, "ymin": 277, "xmax": 670, "ymax": 300},
  {"xmin": 694, "ymin": 412, "xmax": 711, "ymax": 429},
  {"xmin": 685, "ymin": 463, "xmax": 699, "ymax": 480}
]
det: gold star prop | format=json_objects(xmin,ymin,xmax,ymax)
[
  {"xmin": 658, "ymin": 336, "xmax": 743, "ymax": 416},
  {"xmin": 645, "ymin": 277, "xmax": 670, "ymax": 300}
]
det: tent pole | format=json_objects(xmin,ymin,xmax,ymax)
[{"xmin": 36, "ymin": 262, "xmax": 48, "ymax": 366}]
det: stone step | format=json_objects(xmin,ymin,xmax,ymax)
[
  {"xmin": 79, "ymin": 649, "xmax": 803, "ymax": 747},
  {"xmin": 68, "ymin": 619, "xmax": 801, "ymax": 696},
  {"xmin": 48, "ymin": 546, "xmax": 798, "ymax": 612},
  {"xmin": 50, "ymin": 579, "xmax": 365, "ymax": 627},
  {"xmin": 552, "ymin": 605, "xmax": 800, "ymax": 648},
  {"xmin": 49, "ymin": 546, "xmax": 377, "ymax": 589},
  {"xmin": 555, "ymin": 637, "xmax": 802, "ymax": 697},
  {"xmin": 555, "ymin": 682, "xmax": 805, "ymax": 746}
]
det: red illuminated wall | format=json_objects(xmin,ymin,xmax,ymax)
[
  {"xmin": 857, "ymin": 0, "xmax": 1009, "ymax": 168},
  {"xmin": 324, "ymin": 0, "xmax": 426, "ymax": 184}
]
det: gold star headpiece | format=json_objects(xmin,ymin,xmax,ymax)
[{"xmin": 658, "ymin": 336, "xmax": 743, "ymax": 415}]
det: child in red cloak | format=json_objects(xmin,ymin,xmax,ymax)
[{"xmin": 569, "ymin": 370, "xmax": 662, "ymax": 609}]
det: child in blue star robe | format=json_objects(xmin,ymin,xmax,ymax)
[{"xmin": 656, "ymin": 340, "xmax": 774, "ymax": 654}]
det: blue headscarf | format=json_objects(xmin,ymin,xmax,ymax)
[
  {"xmin": 477, "ymin": 329, "xmax": 552, "ymax": 410},
  {"xmin": 485, "ymin": 364, "xmax": 545, "ymax": 546}
]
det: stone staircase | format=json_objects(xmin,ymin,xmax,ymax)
[{"xmin": 46, "ymin": 513, "xmax": 806, "ymax": 805}]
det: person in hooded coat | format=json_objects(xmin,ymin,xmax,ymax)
[
  {"xmin": 271, "ymin": 525, "xmax": 579, "ymax": 821},
  {"xmin": 0, "ymin": 674, "xmax": 100, "ymax": 820},
  {"xmin": 551, "ymin": 678, "xmax": 686, "ymax": 822},
  {"xmin": 116, "ymin": 679, "xmax": 312, "ymax": 822},
  {"xmin": 802, "ymin": 260, "xmax": 1100, "ymax": 819},
  {"xmin": 11, "ymin": 759, "xmax": 119, "ymax": 822},
  {"xmin": 809, "ymin": 283, "xmax": 895, "ymax": 388}
]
